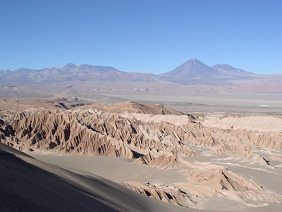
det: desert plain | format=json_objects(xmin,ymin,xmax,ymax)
[
  {"xmin": 1, "ymin": 90, "xmax": 282, "ymax": 212},
  {"xmin": 1, "ymin": 0, "xmax": 282, "ymax": 211}
]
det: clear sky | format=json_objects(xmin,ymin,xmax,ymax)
[{"xmin": 0, "ymin": 0, "xmax": 281, "ymax": 74}]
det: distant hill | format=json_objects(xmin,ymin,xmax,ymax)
[
  {"xmin": 0, "ymin": 59, "xmax": 263, "ymax": 85},
  {"xmin": 212, "ymin": 64, "xmax": 257, "ymax": 78},
  {"xmin": 160, "ymin": 59, "xmax": 257, "ymax": 84},
  {"xmin": 0, "ymin": 64, "xmax": 157, "ymax": 84}
]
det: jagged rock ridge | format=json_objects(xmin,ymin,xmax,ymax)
[{"xmin": 1, "ymin": 104, "xmax": 282, "ymax": 209}]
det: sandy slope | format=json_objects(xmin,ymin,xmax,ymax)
[
  {"xmin": 0, "ymin": 143, "xmax": 190, "ymax": 212},
  {"xmin": 32, "ymin": 153, "xmax": 282, "ymax": 212},
  {"xmin": 202, "ymin": 114, "xmax": 282, "ymax": 132}
]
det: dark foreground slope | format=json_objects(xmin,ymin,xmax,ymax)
[{"xmin": 0, "ymin": 143, "xmax": 187, "ymax": 212}]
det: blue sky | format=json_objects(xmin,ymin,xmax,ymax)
[{"xmin": 0, "ymin": 0, "xmax": 281, "ymax": 74}]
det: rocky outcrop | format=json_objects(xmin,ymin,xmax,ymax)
[
  {"xmin": 135, "ymin": 151, "xmax": 181, "ymax": 169},
  {"xmin": 124, "ymin": 182, "xmax": 199, "ymax": 208},
  {"xmin": 124, "ymin": 164, "xmax": 282, "ymax": 209},
  {"xmin": 178, "ymin": 165, "xmax": 281, "ymax": 206},
  {"xmin": 0, "ymin": 108, "xmax": 197, "ymax": 159},
  {"xmin": 1, "ymin": 108, "xmax": 282, "ymax": 164},
  {"xmin": 76, "ymin": 101, "xmax": 187, "ymax": 116},
  {"xmin": 1, "ymin": 104, "xmax": 282, "ymax": 210},
  {"xmin": 1, "ymin": 110, "xmax": 133, "ymax": 158}
]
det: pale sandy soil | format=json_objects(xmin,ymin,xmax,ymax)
[
  {"xmin": 32, "ymin": 152, "xmax": 282, "ymax": 212},
  {"xmin": 202, "ymin": 114, "xmax": 282, "ymax": 132},
  {"xmin": 120, "ymin": 113, "xmax": 192, "ymax": 125},
  {"xmin": 0, "ymin": 143, "xmax": 190, "ymax": 212}
]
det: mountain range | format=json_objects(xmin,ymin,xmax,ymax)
[
  {"xmin": 0, "ymin": 59, "xmax": 270, "ymax": 85},
  {"xmin": 160, "ymin": 59, "xmax": 256, "ymax": 84}
]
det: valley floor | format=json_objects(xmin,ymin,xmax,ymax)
[{"xmin": 1, "ymin": 99, "xmax": 282, "ymax": 211}]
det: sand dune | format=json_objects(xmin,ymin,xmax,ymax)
[{"xmin": 0, "ymin": 143, "xmax": 190, "ymax": 212}]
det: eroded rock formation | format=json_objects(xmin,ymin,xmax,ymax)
[{"xmin": 1, "ymin": 103, "xmax": 282, "ymax": 210}]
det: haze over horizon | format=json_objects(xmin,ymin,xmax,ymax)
[
  {"xmin": 1, "ymin": 0, "xmax": 282, "ymax": 74},
  {"xmin": 0, "ymin": 58, "xmax": 278, "ymax": 76}
]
